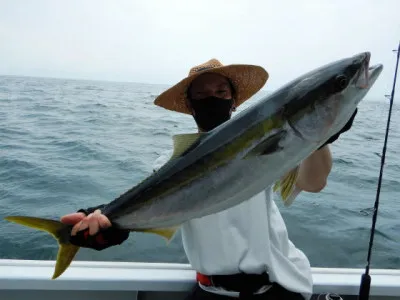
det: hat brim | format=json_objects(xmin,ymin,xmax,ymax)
[{"xmin": 154, "ymin": 64, "xmax": 269, "ymax": 115}]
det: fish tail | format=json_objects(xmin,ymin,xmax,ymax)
[{"xmin": 4, "ymin": 216, "xmax": 79, "ymax": 279}]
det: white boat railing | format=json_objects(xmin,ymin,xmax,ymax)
[{"xmin": 1, "ymin": 259, "xmax": 400, "ymax": 297}]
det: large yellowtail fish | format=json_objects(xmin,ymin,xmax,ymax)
[{"xmin": 5, "ymin": 52, "xmax": 383, "ymax": 279}]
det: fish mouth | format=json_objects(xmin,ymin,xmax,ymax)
[
  {"xmin": 355, "ymin": 52, "xmax": 371, "ymax": 89},
  {"xmin": 367, "ymin": 63, "xmax": 384, "ymax": 85}
]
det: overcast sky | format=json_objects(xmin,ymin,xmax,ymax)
[{"xmin": 1, "ymin": 0, "xmax": 399, "ymax": 97}]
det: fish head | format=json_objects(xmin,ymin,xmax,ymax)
[{"xmin": 283, "ymin": 52, "xmax": 383, "ymax": 145}]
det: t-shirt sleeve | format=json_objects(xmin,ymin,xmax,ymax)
[{"xmin": 152, "ymin": 149, "xmax": 173, "ymax": 172}]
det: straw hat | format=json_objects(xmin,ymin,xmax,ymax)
[{"xmin": 154, "ymin": 58, "xmax": 269, "ymax": 115}]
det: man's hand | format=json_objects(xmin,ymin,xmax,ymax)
[
  {"xmin": 61, "ymin": 209, "xmax": 112, "ymax": 236},
  {"xmin": 60, "ymin": 210, "xmax": 129, "ymax": 251},
  {"xmin": 318, "ymin": 108, "xmax": 358, "ymax": 149},
  {"xmin": 296, "ymin": 108, "xmax": 358, "ymax": 193}
]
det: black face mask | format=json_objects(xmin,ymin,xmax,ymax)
[{"xmin": 189, "ymin": 96, "xmax": 234, "ymax": 132}]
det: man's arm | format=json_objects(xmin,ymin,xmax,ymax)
[{"xmin": 296, "ymin": 145, "xmax": 332, "ymax": 193}]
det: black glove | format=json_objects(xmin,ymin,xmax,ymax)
[
  {"xmin": 68, "ymin": 205, "xmax": 130, "ymax": 251},
  {"xmin": 318, "ymin": 108, "xmax": 358, "ymax": 149},
  {"xmin": 69, "ymin": 226, "xmax": 130, "ymax": 251}
]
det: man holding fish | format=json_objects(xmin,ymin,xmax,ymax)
[{"xmin": 59, "ymin": 58, "xmax": 358, "ymax": 299}]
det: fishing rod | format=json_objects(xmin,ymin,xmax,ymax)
[{"xmin": 358, "ymin": 40, "xmax": 400, "ymax": 300}]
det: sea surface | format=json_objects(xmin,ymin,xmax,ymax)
[{"xmin": 0, "ymin": 75, "xmax": 399, "ymax": 270}]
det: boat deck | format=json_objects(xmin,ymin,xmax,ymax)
[{"xmin": 1, "ymin": 259, "xmax": 400, "ymax": 300}]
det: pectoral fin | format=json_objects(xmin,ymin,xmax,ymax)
[
  {"xmin": 245, "ymin": 131, "xmax": 286, "ymax": 158},
  {"xmin": 273, "ymin": 166, "xmax": 300, "ymax": 206}
]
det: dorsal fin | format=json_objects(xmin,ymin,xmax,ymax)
[{"xmin": 171, "ymin": 133, "xmax": 203, "ymax": 159}]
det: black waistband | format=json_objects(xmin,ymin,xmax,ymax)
[{"xmin": 209, "ymin": 272, "xmax": 272, "ymax": 293}]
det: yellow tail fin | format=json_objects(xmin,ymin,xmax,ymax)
[{"xmin": 4, "ymin": 216, "xmax": 79, "ymax": 279}]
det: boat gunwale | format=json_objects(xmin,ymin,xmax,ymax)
[{"xmin": 1, "ymin": 259, "xmax": 399, "ymax": 297}]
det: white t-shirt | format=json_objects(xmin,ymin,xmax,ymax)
[{"xmin": 153, "ymin": 149, "xmax": 313, "ymax": 299}]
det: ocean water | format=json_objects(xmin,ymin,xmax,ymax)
[{"xmin": 0, "ymin": 75, "xmax": 399, "ymax": 270}]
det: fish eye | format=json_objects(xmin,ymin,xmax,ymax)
[{"xmin": 335, "ymin": 75, "xmax": 348, "ymax": 91}]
